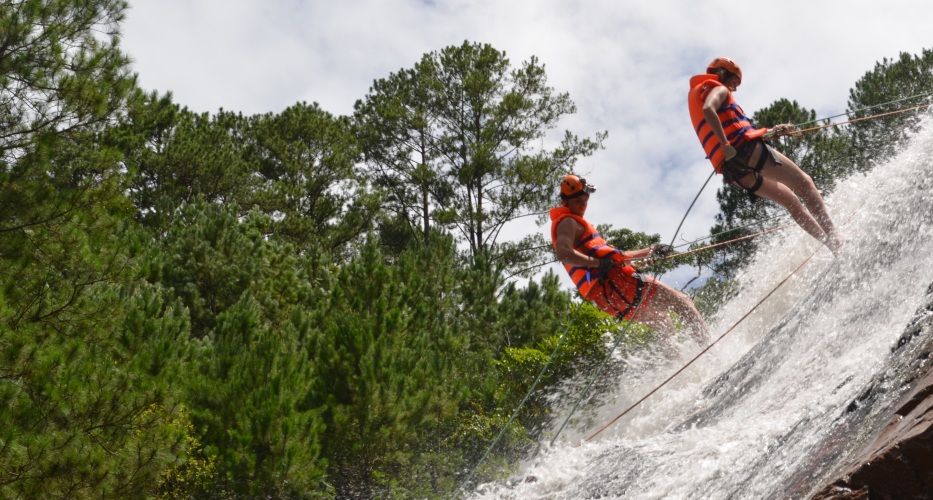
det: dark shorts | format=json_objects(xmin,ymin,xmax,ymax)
[
  {"xmin": 721, "ymin": 138, "xmax": 781, "ymax": 201},
  {"xmin": 588, "ymin": 266, "xmax": 657, "ymax": 321}
]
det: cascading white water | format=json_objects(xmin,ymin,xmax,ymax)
[{"xmin": 473, "ymin": 115, "xmax": 933, "ymax": 499}]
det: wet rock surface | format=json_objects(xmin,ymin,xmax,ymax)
[{"xmin": 812, "ymin": 284, "xmax": 933, "ymax": 499}]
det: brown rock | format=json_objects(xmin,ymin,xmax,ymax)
[{"xmin": 812, "ymin": 367, "xmax": 933, "ymax": 499}]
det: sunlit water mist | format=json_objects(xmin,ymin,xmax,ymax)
[{"xmin": 471, "ymin": 116, "xmax": 933, "ymax": 499}]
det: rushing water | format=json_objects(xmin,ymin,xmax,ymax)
[{"xmin": 472, "ymin": 116, "xmax": 933, "ymax": 499}]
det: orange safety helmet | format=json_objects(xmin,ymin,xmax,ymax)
[
  {"xmin": 707, "ymin": 57, "xmax": 742, "ymax": 86},
  {"xmin": 560, "ymin": 174, "xmax": 597, "ymax": 200}
]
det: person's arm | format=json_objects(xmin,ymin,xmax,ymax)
[
  {"xmin": 702, "ymin": 86, "xmax": 736, "ymax": 161},
  {"xmin": 554, "ymin": 218, "xmax": 603, "ymax": 268},
  {"xmin": 624, "ymin": 244, "xmax": 675, "ymax": 265},
  {"xmin": 623, "ymin": 247, "xmax": 653, "ymax": 260}
]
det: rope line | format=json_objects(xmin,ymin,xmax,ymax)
[
  {"xmin": 672, "ymin": 213, "xmax": 788, "ymax": 250},
  {"xmin": 453, "ymin": 301, "xmax": 585, "ymax": 497},
  {"xmin": 793, "ymin": 103, "xmax": 931, "ymax": 136},
  {"xmin": 581, "ymin": 244, "xmax": 821, "ymax": 443},
  {"xmin": 792, "ymin": 90, "xmax": 933, "ymax": 130},
  {"xmin": 504, "ymin": 214, "xmax": 788, "ymax": 282},
  {"xmin": 581, "ymin": 207, "xmax": 858, "ymax": 443},
  {"xmin": 631, "ymin": 223, "xmax": 793, "ymax": 264},
  {"xmin": 462, "ymin": 170, "xmax": 731, "ymax": 490},
  {"xmin": 564, "ymin": 90, "xmax": 917, "ymax": 446},
  {"xmin": 546, "ymin": 291, "xmax": 638, "ymax": 447},
  {"xmin": 547, "ymin": 170, "xmax": 716, "ymax": 447}
]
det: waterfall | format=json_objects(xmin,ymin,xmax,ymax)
[{"xmin": 472, "ymin": 115, "xmax": 933, "ymax": 499}]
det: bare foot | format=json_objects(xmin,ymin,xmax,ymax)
[{"xmin": 824, "ymin": 231, "xmax": 844, "ymax": 256}]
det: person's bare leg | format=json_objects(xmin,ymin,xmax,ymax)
[
  {"xmin": 765, "ymin": 151, "xmax": 839, "ymax": 238},
  {"xmin": 629, "ymin": 307, "xmax": 681, "ymax": 359},
  {"xmin": 640, "ymin": 281, "xmax": 710, "ymax": 346},
  {"xmin": 739, "ymin": 172, "xmax": 835, "ymax": 252},
  {"xmin": 754, "ymin": 148, "xmax": 841, "ymax": 253}
]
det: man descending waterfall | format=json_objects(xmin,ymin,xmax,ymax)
[
  {"xmin": 688, "ymin": 57, "xmax": 842, "ymax": 254},
  {"xmin": 550, "ymin": 175, "xmax": 710, "ymax": 349}
]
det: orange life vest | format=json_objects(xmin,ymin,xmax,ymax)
[
  {"xmin": 549, "ymin": 207, "xmax": 624, "ymax": 298},
  {"xmin": 688, "ymin": 74, "xmax": 766, "ymax": 171}
]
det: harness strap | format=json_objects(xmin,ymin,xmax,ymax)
[
  {"xmin": 600, "ymin": 272, "xmax": 646, "ymax": 320},
  {"xmin": 744, "ymin": 141, "xmax": 770, "ymax": 193},
  {"xmin": 723, "ymin": 139, "xmax": 773, "ymax": 199}
]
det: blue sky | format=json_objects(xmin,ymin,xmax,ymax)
[{"xmin": 120, "ymin": 0, "xmax": 933, "ymax": 288}]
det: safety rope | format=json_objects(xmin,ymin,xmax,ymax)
[
  {"xmin": 561, "ymin": 94, "xmax": 923, "ymax": 446},
  {"xmin": 460, "ymin": 164, "xmax": 780, "ymax": 492},
  {"xmin": 455, "ymin": 172, "xmax": 720, "ymax": 497},
  {"xmin": 761, "ymin": 91, "xmax": 933, "ymax": 141},
  {"xmin": 631, "ymin": 223, "xmax": 793, "ymax": 264},
  {"xmin": 453, "ymin": 301, "xmax": 587, "ymax": 497},
  {"xmin": 793, "ymin": 103, "xmax": 931, "ymax": 136},
  {"xmin": 791, "ymin": 90, "xmax": 933, "ymax": 131},
  {"xmin": 581, "ymin": 244, "xmax": 821, "ymax": 443},
  {"xmin": 672, "ymin": 213, "xmax": 788, "ymax": 251},
  {"xmin": 546, "ymin": 170, "xmax": 717, "ymax": 447},
  {"xmin": 580, "ymin": 206, "xmax": 858, "ymax": 443},
  {"xmin": 457, "ymin": 174, "xmax": 790, "ymax": 490},
  {"xmin": 504, "ymin": 214, "xmax": 789, "ymax": 282}
]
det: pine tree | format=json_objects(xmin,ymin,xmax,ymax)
[
  {"xmin": 141, "ymin": 202, "xmax": 332, "ymax": 496},
  {"xmin": 845, "ymin": 49, "xmax": 933, "ymax": 169},
  {"xmin": 308, "ymin": 234, "xmax": 469, "ymax": 497},
  {"xmin": 354, "ymin": 41, "xmax": 606, "ymax": 274},
  {"xmin": 189, "ymin": 295, "xmax": 327, "ymax": 496},
  {"xmin": 110, "ymin": 92, "xmax": 255, "ymax": 232},
  {"xmin": 0, "ymin": 2, "xmax": 190, "ymax": 496},
  {"xmin": 245, "ymin": 102, "xmax": 381, "ymax": 257}
]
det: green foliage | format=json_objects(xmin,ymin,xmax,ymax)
[
  {"xmin": 244, "ymin": 102, "xmax": 381, "ymax": 256},
  {"xmin": 116, "ymin": 94, "xmax": 380, "ymax": 257},
  {"xmin": 494, "ymin": 298, "xmax": 607, "ymax": 422},
  {"xmin": 117, "ymin": 96, "xmax": 253, "ymax": 232},
  {"xmin": 1, "ymin": 133, "xmax": 133, "ymax": 330},
  {"xmin": 141, "ymin": 202, "xmax": 315, "ymax": 337},
  {"xmin": 307, "ymin": 233, "xmax": 468, "ymax": 498},
  {"xmin": 0, "ymin": 3, "xmax": 193, "ymax": 495},
  {"xmin": 0, "ymin": 280, "xmax": 194, "ymax": 498},
  {"xmin": 155, "ymin": 405, "xmax": 220, "ymax": 499},
  {"xmin": 354, "ymin": 40, "xmax": 606, "ymax": 274},
  {"xmin": 492, "ymin": 273, "xmax": 579, "ymax": 430},
  {"xmin": 845, "ymin": 49, "xmax": 933, "ymax": 168},
  {"xmin": 189, "ymin": 296, "xmax": 328, "ymax": 497},
  {"xmin": 0, "ymin": 0, "xmax": 135, "ymax": 163},
  {"xmin": 495, "ymin": 272, "xmax": 570, "ymax": 349},
  {"xmin": 493, "ymin": 297, "xmax": 661, "ymax": 444},
  {"xmin": 141, "ymin": 202, "xmax": 332, "ymax": 496},
  {"xmin": 353, "ymin": 62, "xmax": 444, "ymax": 251}
]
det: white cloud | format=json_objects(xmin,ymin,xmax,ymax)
[{"xmin": 122, "ymin": 0, "xmax": 933, "ymax": 284}]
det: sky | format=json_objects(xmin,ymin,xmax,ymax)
[{"xmin": 120, "ymin": 0, "xmax": 933, "ymax": 288}]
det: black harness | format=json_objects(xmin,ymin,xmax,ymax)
[
  {"xmin": 599, "ymin": 270, "xmax": 649, "ymax": 320},
  {"xmin": 721, "ymin": 138, "xmax": 778, "ymax": 201}
]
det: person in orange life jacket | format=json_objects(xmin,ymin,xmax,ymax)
[
  {"xmin": 550, "ymin": 175, "xmax": 710, "ymax": 348},
  {"xmin": 688, "ymin": 57, "xmax": 842, "ymax": 255}
]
